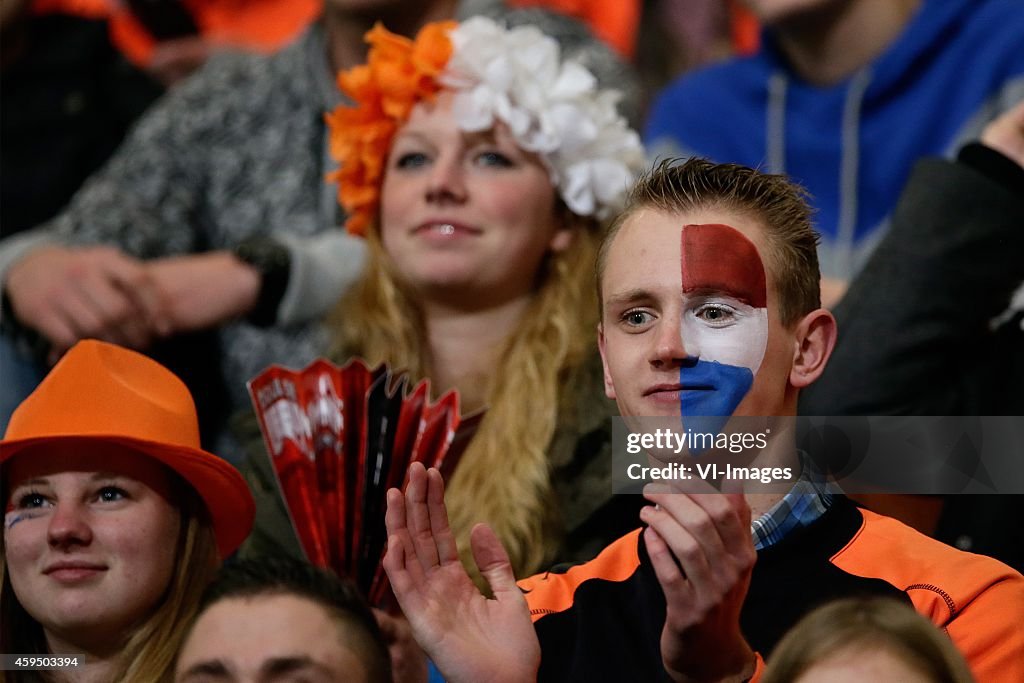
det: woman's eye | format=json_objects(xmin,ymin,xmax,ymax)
[
  {"xmin": 395, "ymin": 152, "xmax": 430, "ymax": 169},
  {"xmin": 15, "ymin": 491, "xmax": 49, "ymax": 509},
  {"xmin": 475, "ymin": 150, "xmax": 513, "ymax": 167},
  {"xmin": 97, "ymin": 487, "xmax": 127, "ymax": 503}
]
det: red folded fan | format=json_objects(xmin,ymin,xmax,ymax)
[{"xmin": 248, "ymin": 358, "xmax": 480, "ymax": 605}]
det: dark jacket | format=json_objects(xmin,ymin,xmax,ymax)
[
  {"xmin": 522, "ymin": 496, "xmax": 1024, "ymax": 681},
  {"xmin": 800, "ymin": 149, "xmax": 1024, "ymax": 571}
]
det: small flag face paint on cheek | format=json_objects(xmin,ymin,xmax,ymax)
[
  {"xmin": 5, "ymin": 513, "xmax": 26, "ymax": 530},
  {"xmin": 4, "ymin": 495, "xmax": 47, "ymax": 530},
  {"xmin": 4, "ymin": 509, "xmax": 43, "ymax": 530},
  {"xmin": 678, "ymin": 224, "xmax": 769, "ymax": 423}
]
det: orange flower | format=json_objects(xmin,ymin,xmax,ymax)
[
  {"xmin": 411, "ymin": 22, "xmax": 456, "ymax": 78},
  {"xmin": 326, "ymin": 20, "xmax": 456, "ymax": 236}
]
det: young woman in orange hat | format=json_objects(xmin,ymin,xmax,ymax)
[
  {"xmin": 318, "ymin": 14, "xmax": 645, "ymax": 580},
  {"xmin": 1, "ymin": 339, "xmax": 255, "ymax": 683}
]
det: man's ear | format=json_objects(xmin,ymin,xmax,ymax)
[
  {"xmin": 790, "ymin": 308, "xmax": 837, "ymax": 388},
  {"xmin": 597, "ymin": 322, "xmax": 617, "ymax": 399}
]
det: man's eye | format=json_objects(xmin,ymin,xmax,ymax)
[
  {"xmin": 395, "ymin": 152, "xmax": 430, "ymax": 169},
  {"xmin": 97, "ymin": 487, "xmax": 127, "ymax": 503},
  {"xmin": 695, "ymin": 305, "xmax": 736, "ymax": 325},
  {"xmin": 622, "ymin": 309, "xmax": 654, "ymax": 327}
]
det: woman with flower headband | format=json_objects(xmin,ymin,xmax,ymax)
[{"xmin": 310, "ymin": 15, "xmax": 645, "ymax": 580}]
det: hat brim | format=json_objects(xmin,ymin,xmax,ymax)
[{"xmin": 1, "ymin": 435, "xmax": 255, "ymax": 559}]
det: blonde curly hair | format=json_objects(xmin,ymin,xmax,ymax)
[{"xmin": 328, "ymin": 214, "xmax": 599, "ymax": 578}]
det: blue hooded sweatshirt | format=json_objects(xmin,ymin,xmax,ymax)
[{"xmin": 645, "ymin": 0, "xmax": 1024, "ymax": 279}]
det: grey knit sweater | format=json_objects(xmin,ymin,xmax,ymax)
[{"xmin": 0, "ymin": 24, "xmax": 362, "ymax": 460}]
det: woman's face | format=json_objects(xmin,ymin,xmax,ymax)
[
  {"xmin": 379, "ymin": 91, "xmax": 573, "ymax": 306},
  {"xmin": 3, "ymin": 448, "xmax": 181, "ymax": 650}
]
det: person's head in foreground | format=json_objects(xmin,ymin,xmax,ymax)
[
  {"xmin": 174, "ymin": 555, "xmax": 391, "ymax": 683},
  {"xmin": 1, "ymin": 340, "xmax": 255, "ymax": 682},
  {"xmin": 597, "ymin": 157, "xmax": 835, "ymax": 431},
  {"xmin": 325, "ymin": 14, "xmax": 644, "ymax": 575},
  {"xmin": 763, "ymin": 597, "xmax": 975, "ymax": 683}
]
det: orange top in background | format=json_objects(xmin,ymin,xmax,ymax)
[
  {"xmin": 728, "ymin": 0, "xmax": 760, "ymax": 56},
  {"xmin": 32, "ymin": 0, "xmax": 107, "ymax": 18},
  {"xmin": 31, "ymin": 0, "xmax": 322, "ymax": 67},
  {"xmin": 508, "ymin": 0, "xmax": 641, "ymax": 60},
  {"xmin": 505, "ymin": 1, "xmax": 760, "ymax": 63}
]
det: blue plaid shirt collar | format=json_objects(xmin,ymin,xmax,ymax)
[{"xmin": 750, "ymin": 454, "xmax": 833, "ymax": 551}]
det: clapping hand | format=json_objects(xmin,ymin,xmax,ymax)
[
  {"xmin": 383, "ymin": 463, "xmax": 540, "ymax": 683},
  {"xmin": 640, "ymin": 480, "xmax": 758, "ymax": 683}
]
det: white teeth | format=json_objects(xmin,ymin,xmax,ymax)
[{"xmin": 438, "ymin": 223, "xmax": 455, "ymax": 235}]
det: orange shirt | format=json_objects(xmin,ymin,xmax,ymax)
[{"xmin": 32, "ymin": 0, "xmax": 321, "ymax": 67}]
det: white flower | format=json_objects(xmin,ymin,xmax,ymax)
[{"xmin": 439, "ymin": 16, "xmax": 645, "ymax": 219}]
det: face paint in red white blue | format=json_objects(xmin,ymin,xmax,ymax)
[{"xmin": 678, "ymin": 223, "xmax": 769, "ymax": 422}]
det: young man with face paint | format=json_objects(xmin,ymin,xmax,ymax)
[
  {"xmin": 603, "ymin": 220, "xmax": 774, "ymax": 438},
  {"xmin": 381, "ymin": 159, "xmax": 1024, "ymax": 683}
]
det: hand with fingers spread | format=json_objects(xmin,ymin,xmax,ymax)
[
  {"xmin": 640, "ymin": 482, "xmax": 758, "ymax": 683},
  {"xmin": 382, "ymin": 463, "xmax": 539, "ymax": 683},
  {"xmin": 4, "ymin": 245, "xmax": 169, "ymax": 359},
  {"xmin": 146, "ymin": 251, "xmax": 261, "ymax": 333}
]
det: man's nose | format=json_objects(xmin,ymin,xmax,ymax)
[
  {"xmin": 425, "ymin": 154, "xmax": 467, "ymax": 204},
  {"xmin": 47, "ymin": 501, "xmax": 93, "ymax": 549},
  {"xmin": 649, "ymin": 317, "xmax": 693, "ymax": 369}
]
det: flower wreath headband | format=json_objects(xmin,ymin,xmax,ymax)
[{"xmin": 326, "ymin": 16, "xmax": 646, "ymax": 236}]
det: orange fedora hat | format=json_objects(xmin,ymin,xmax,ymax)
[{"xmin": 1, "ymin": 340, "xmax": 254, "ymax": 559}]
